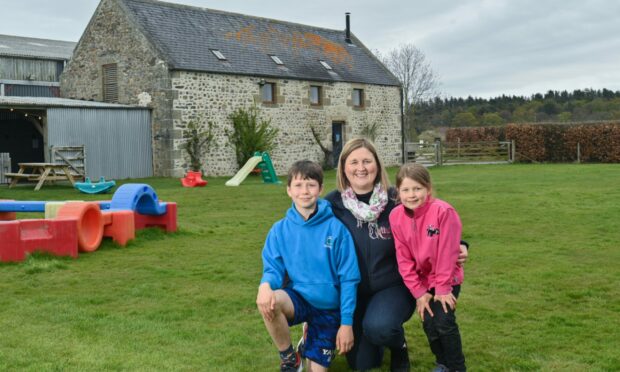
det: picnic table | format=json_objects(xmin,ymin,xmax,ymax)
[{"xmin": 6, "ymin": 162, "xmax": 79, "ymax": 191}]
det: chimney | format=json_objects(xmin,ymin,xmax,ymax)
[{"xmin": 345, "ymin": 12, "xmax": 351, "ymax": 44}]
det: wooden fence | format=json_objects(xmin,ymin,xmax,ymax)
[{"xmin": 405, "ymin": 140, "xmax": 514, "ymax": 166}]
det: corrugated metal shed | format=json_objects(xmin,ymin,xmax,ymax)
[
  {"xmin": 47, "ymin": 108, "xmax": 152, "ymax": 180},
  {"xmin": 0, "ymin": 97, "xmax": 152, "ymax": 180}
]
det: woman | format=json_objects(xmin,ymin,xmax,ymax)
[{"xmin": 324, "ymin": 138, "xmax": 468, "ymax": 371}]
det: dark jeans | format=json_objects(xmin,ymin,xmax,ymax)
[
  {"xmin": 346, "ymin": 284, "xmax": 415, "ymax": 370},
  {"xmin": 423, "ymin": 286, "xmax": 466, "ymax": 371}
]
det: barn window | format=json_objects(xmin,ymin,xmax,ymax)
[
  {"xmin": 261, "ymin": 82, "xmax": 275, "ymax": 103},
  {"xmin": 102, "ymin": 63, "xmax": 118, "ymax": 103},
  {"xmin": 310, "ymin": 86, "xmax": 322, "ymax": 106},
  {"xmin": 353, "ymin": 88, "xmax": 364, "ymax": 107}
]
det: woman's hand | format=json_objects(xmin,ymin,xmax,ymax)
[
  {"xmin": 256, "ymin": 283, "xmax": 276, "ymax": 321},
  {"xmin": 457, "ymin": 244, "xmax": 468, "ymax": 266},
  {"xmin": 434, "ymin": 293, "xmax": 457, "ymax": 313},
  {"xmin": 416, "ymin": 293, "xmax": 434, "ymax": 320}
]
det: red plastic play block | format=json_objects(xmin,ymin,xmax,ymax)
[
  {"xmin": 0, "ymin": 219, "xmax": 78, "ymax": 262},
  {"xmin": 102, "ymin": 210, "xmax": 135, "ymax": 246},
  {"xmin": 134, "ymin": 202, "xmax": 177, "ymax": 232},
  {"xmin": 181, "ymin": 171, "xmax": 207, "ymax": 187}
]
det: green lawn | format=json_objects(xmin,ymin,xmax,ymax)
[{"xmin": 0, "ymin": 164, "xmax": 618, "ymax": 371}]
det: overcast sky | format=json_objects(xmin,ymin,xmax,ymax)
[{"xmin": 2, "ymin": 0, "xmax": 619, "ymax": 99}]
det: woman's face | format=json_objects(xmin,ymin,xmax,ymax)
[{"xmin": 344, "ymin": 147, "xmax": 378, "ymax": 194}]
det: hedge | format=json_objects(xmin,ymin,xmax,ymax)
[{"xmin": 445, "ymin": 122, "xmax": 620, "ymax": 162}]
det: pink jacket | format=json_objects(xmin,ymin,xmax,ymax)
[{"xmin": 389, "ymin": 198, "xmax": 463, "ymax": 299}]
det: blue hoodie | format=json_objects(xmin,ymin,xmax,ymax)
[{"xmin": 260, "ymin": 199, "xmax": 360, "ymax": 325}]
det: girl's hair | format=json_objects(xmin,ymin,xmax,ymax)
[
  {"xmin": 336, "ymin": 138, "xmax": 390, "ymax": 191},
  {"xmin": 396, "ymin": 163, "xmax": 432, "ymax": 190}
]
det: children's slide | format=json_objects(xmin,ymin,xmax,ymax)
[{"xmin": 225, "ymin": 156, "xmax": 263, "ymax": 186}]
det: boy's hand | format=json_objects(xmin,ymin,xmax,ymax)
[
  {"xmin": 434, "ymin": 293, "xmax": 457, "ymax": 314},
  {"xmin": 457, "ymin": 244, "xmax": 468, "ymax": 266},
  {"xmin": 416, "ymin": 293, "xmax": 434, "ymax": 320},
  {"xmin": 256, "ymin": 283, "xmax": 276, "ymax": 321},
  {"xmin": 336, "ymin": 325, "xmax": 354, "ymax": 355}
]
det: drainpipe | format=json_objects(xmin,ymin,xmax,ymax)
[{"xmin": 400, "ymin": 87, "xmax": 405, "ymax": 164}]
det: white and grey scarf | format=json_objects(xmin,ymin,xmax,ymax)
[{"xmin": 341, "ymin": 183, "xmax": 388, "ymax": 239}]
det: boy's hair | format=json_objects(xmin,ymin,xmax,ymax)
[
  {"xmin": 287, "ymin": 160, "xmax": 323, "ymax": 186},
  {"xmin": 336, "ymin": 138, "xmax": 390, "ymax": 191},
  {"xmin": 396, "ymin": 163, "xmax": 432, "ymax": 190}
]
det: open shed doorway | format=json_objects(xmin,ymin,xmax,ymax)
[{"xmin": 0, "ymin": 109, "xmax": 46, "ymax": 172}]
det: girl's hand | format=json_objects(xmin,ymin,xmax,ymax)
[
  {"xmin": 416, "ymin": 293, "xmax": 434, "ymax": 320},
  {"xmin": 256, "ymin": 283, "xmax": 276, "ymax": 321},
  {"xmin": 434, "ymin": 293, "xmax": 457, "ymax": 313}
]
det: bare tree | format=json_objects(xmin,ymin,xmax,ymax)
[
  {"xmin": 375, "ymin": 44, "xmax": 439, "ymax": 140},
  {"xmin": 378, "ymin": 43, "xmax": 439, "ymax": 105}
]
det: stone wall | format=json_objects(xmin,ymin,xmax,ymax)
[
  {"xmin": 172, "ymin": 71, "xmax": 402, "ymax": 177},
  {"xmin": 60, "ymin": 0, "xmax": 175, "ymax": 176}
]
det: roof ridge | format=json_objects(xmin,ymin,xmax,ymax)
[{"xmin": 120, "ymin": 0, "xmax": 347, "ymax": 35}]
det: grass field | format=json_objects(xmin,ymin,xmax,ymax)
[{"xmin": 0, "ymin": 164, "xmax": 619, "ymax": 371}]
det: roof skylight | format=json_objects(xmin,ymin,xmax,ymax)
[
  {"xmin": 319, "ymin": 60, "xmax": 332, "ymax": 70},
  {"xmin": 211, "ymin": 49, "xmax": 227, "ymax": 61},
  {"xmin": 270, "ymin": 55, "xmax": 284, "ymax": 65}
]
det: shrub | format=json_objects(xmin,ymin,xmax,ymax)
[
  {"xmin": 227, "ymin": 105, "xmax": 279, "ymax": 169},
  {"xmin": 183, "ymin": 120, "xmax": 215, "ymax": 172}
]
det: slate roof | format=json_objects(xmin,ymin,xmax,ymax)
[
  {"xmin": 119, "ymin": 0, "xmax": 400, "ymax": 87},
  {"xmin": 0, "ymin": 34, "xmax": 75, "ymax": 60}
]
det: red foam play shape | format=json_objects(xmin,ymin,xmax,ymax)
[
  {"xmin": 102, "ymin": 210, "xmax": 135, "ymax": 246},
  {"xmin": 0, "ymin": 218, "xmax": 78, "ymax": 262},
  {"xmin": 56, "ymin": 202, "xmax": 104, "ymax": 252},
  {"xmin": 134, "ymin": 202, "xmax": 177, "ymax": 232}
]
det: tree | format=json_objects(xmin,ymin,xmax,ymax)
[
  {"xmin": 183, "ymin": 119, "xmax": 215, "ymax": 172},
  {"xmin": 452, "ymin": 112, "xmax": 478, "ymax": 127},
  {"xmin": 375, "ymin": 44, "xmax": 439, "ymax": 140}
]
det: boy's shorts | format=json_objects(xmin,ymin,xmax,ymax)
[{"xmin": 283, "ymin": 287, "xmax": 340, "ymax": 367}]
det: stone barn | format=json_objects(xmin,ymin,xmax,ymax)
[{"xmin": 61, "ymin": 0, "xmax": 403, "ymax": 177}]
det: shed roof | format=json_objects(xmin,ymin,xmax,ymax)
[
  {"xmin": 0, "ymin": 96, "xmax": 143, "ymax": 109},
  {"xmin": 119, "ymin": 0, "xmax": 400, "ymax": 86},
  {"xmin": 0, "ymin": 34, "xmax": 75, "ymax": 60}
]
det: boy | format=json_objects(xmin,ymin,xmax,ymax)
[{"xmin": 257, "ymin": 160, "xmax": 361, "ymax": 372}]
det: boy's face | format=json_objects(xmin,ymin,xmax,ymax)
[{"xmin": 287, "ymin": 174, "xmax": 323, "ymax": 213}]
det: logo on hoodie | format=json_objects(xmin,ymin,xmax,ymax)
[
  {"xmin": 324, "ymin": 236, "xmax": 333, "ymax": 249},
  {"xmin": 427, "ymin": 225, "xmax": 440, "ymax": 237}
]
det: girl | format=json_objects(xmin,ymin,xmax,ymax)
[{"xmin": 389, "ymin": 163, "xmax": 466, "ymax": 372}]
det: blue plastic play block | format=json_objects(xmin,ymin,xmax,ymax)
[{"xmin": 0, "ymin": 201, "xmax": 46, "ymax": 212}]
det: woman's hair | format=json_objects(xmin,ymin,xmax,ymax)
[
  {"xmin": 336, "ymin": 138, "xmax": 390, "ymax": 191},
  {"xmin": 395, "ymin": 163, "xmax": 432, "ymax": 190}
]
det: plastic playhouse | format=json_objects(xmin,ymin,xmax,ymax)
[
  {"xmin": 225, "ymin": 151, "xmax": 281, "ymax": 186},
  {"xmin": 75, "ymin": 176, "xmax": 116, "ymax": 194},
  {"xmin": 181, "ymin": 171, "xmax": 207, "ymax": 187},
  {"xmin": 0, "ymin": 183, "xmax": 177, "ymax": 262}
]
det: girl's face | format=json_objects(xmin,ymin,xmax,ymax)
[
  {"xmin": 398, "ymin": 177, "xmax": 430, "ymax": 210},
  {"xmin": 344, "ymin": 147, "xmax": 378, "ymax": 194}
]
